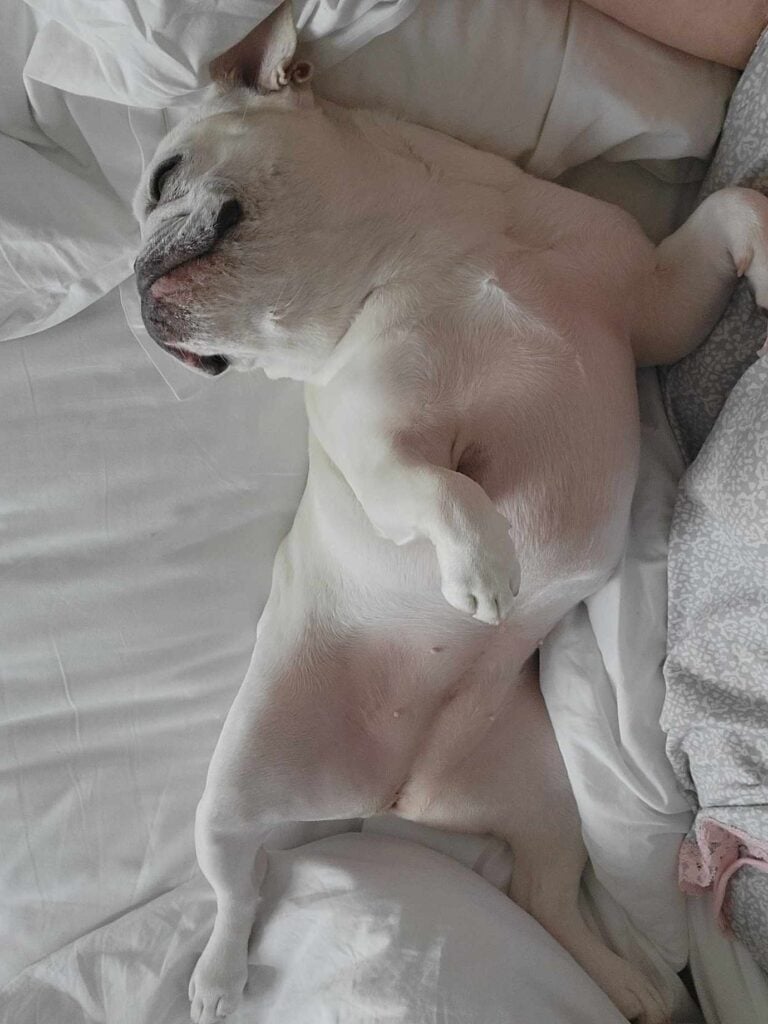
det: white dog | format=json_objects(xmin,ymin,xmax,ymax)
[{"xmin": 133, "ymin": 6, "xmax": 768, "ymax": 1022}]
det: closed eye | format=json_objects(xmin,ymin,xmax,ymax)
[{"xmin": 149, "ymin": 154, "xmax": 183, "ymax": 205}]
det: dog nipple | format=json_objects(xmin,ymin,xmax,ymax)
[
  {"xmin": 430, "ymin": 645, "xmax": 444, "ymax": 654},
  {"xmin": 392, "ymin": 710, "xmax": 401, "ymax": 719}
]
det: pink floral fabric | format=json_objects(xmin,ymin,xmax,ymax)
[{"xmin": 679, "ymin": 817, "xmax": 768, "ymax": 932}]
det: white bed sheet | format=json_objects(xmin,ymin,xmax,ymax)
[
  {"xmin": 0, "ymin": 286, "xmax": 310, "ymax": 983},
  {"xmin": 2, "ymin": 1, "xmax": 765, "ymax": 1021}
]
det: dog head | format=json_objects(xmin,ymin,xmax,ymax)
[{"xmin": 133, "ymin": 2, "xmax": 386, "ymax": 379}]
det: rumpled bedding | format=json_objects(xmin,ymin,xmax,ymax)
[{"xmin": 661, "ymin": 29, "xmax": 768, "ymax": 976}]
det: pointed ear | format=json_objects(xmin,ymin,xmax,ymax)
[{"xmin": 209, "ymin": 1, "xmax": 313, "ymax": 93}]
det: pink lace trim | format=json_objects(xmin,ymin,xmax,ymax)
[{"xmin": 679, "ymin": 817, "xmax": 768, "ymax": 933}]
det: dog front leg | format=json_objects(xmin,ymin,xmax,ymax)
[
  {"xmin": 343, "ymin": 451, "xmax": 520, "ymax": 624},
  {"xmin": 632, "ymin": 186, "xmax": 768, "ymax": 365}
]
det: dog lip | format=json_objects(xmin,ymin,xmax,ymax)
[
  {"xmin": 144, "ymin": 306, "xmax": 230, "ymax": 376},
  {"xmin": 139, "ymin": 290, "xmax": 229, "ymax": 375},
  {"xmin": 164, "ymin": 346, "xmax": 230, "ymax": 375},
  {"xmin": 134, "ymin": 198, "xmax": 242, "ymax": 376},
  {"xmin": 134, "ymin": 238, "xmax": 215, "ymax": 297}
]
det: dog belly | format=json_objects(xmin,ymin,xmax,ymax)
[
  {"xmin": 257, "ymin": 346, "xmax": 639, "ymax": 821},
  {"xmin": 385, "ymin": 654, "xmax": 575, "ymax": 848},
  {"xmin": 259, "ymin": 503, "xmax": 565, "ymax": 807}
]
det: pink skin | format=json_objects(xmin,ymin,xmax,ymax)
[
  {"xmin": 150, "ymin": 261, "xmax": 206, "ymax": 300},
  {"xmin": 582, "ymin": 0, "xmax": 767, "ymax": 69}
]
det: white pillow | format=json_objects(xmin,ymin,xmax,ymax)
[
  {"xmin": 251, "ymin": 835, "xmax": 628, "ymax": 1022},
  {"xmin": 0, "ymin": 835, "xmax": 627, "ymax": 1024}
]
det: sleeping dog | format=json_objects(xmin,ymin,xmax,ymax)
[{"xmin": 133, "ymin": 5, "xmax": 768, "ymax": 1022}]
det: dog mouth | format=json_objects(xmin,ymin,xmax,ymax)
[
  {"xmin": 145, "ymin": 259, "xmax": 230, "ymax": 375},
  {"xmin": 138, "ymin": 270, "xmax": 231, "ymax": 376},
  {"xmin": 164, "ymin": 344, "xmax": 229, "ymax": 376}
]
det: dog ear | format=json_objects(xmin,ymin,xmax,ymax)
[{"xmin": 209, "ymin": 1, "xmax": 313, "ymax": 93}]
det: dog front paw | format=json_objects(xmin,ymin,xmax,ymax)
[
  {"xmin": 438, "ymin": 525, "xmax": 520, "ymax": 625},
  {"xmin": 725, "ymin": 188, "xmax": 768, "ymax": 311}
]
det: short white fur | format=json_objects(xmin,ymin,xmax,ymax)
[{"xmin": 134, "ymin": 6, "xmax": 768, "ymax": 1022}]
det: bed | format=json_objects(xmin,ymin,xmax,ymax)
[{"xmin": 1, "ymin": 2, "xmax": 766, "ymax": 1022}]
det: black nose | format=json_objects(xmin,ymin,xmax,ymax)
[
  {"xmin": 134, "ymin": 198, "xmax": 245, "ymax": 294},
  {"xmin": 214, "ymin": 198, "xmax": 244, "ymax": 240}
]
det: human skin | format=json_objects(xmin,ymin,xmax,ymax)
[{"xmin": 583, "ymin": 0, "xmax": 768, "ymax": 69}]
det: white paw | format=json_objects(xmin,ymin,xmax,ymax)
[
  {"xmin": 743, "ymin": 243, "xmax": 768, "ymax": 312},
  {"xmin": 732, "ymin": 189, "xmax": 768, "ymax": 311},
  {"xmin": 600, "ymin": 958, "xmax": 670, "ymax": 1024},
  {"xmin": 189, "ymin": 953, "xmax": 248, "ymax": 1024},
  {"xmin": 438, "ymin": 517, "xmax": 520, "ymax": 625}
]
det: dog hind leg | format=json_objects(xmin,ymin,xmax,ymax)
[
  {"xmin": 189, "ymin": 802, "xmax": 272, "ymax": 1024},
  {"xmin": 188, "ymin": 624, "xmax": 401, "ymax": 1024},
  {"xmin": 394, "ymin": 659, "xmax": 669, "ymax": 1023},
  {"xmin": 497, "ymin": 669, "xmax": 669, "ymax": 1023},
  {"xmin": 188, "ymin": 655, "xmax": 298, "ymax": 1024}
]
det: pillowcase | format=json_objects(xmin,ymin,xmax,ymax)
[{"xmin": 0, "ymin": 834, "xmax": 628, "ymax": 1023}]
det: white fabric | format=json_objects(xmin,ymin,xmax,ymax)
[
  {"xmin": 21, "ymin": 1, "xmax": 419, "ymax": 106},
  {"xmin": 0, "ymin": 286, "xmax": 308, "ymax": 984},
  {"xmin": 688, "ymin": 894, "xmax": 768, "ymax": 1024},
  {"xmin": 542, "ymin": 375, "xmax": 768, "ymax": 1024},
  {"xmin": 0, "ymin": 834, "xmax": 630, "ymax": 1024}
]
